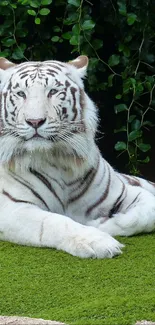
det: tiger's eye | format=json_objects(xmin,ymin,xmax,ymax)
[
  {"xmin": 17, "ymin": 91, "xmax": 26, "ymax": 99},
  {"xmin": 48, "ymin": 89, "xmax": 58, "ymax": 97}
]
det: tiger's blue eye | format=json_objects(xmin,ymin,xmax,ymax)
[
  {"xmin": 48, "ymin": 89, "xmax": 58, "ymax": 97},
  {"xmin": 17, "ymin": 91, "xmax": 26, "ymax": 98}
]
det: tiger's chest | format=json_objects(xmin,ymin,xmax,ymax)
[{"xmin": 0, "ymin": 164, "xmax": 90, "ymax": 219}]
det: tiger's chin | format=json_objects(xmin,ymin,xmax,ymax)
[
  {"xmin": 0, "ymin": 135, "xmax": 54, "ymax": 165},
  {"xmin": 24, "ymin": 137, "xmax": 55, "ymax": 151},
  {"xmin": 0, "ymin": 134, "xmax": 88, "ymax": 171}
]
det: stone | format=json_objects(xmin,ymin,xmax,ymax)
[
  {"xmin": 136, "ymin": 321, "xmax": 155, "ymax": 325},
  {"xmin": 0, "ymin": 316, "xmax": 67, "ymax": 325}
]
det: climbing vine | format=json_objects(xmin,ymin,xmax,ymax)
[{"xmin": 0, "ymin": 0, "xmax": 155, "ymax": 174}]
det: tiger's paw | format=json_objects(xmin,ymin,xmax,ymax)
[{"xmin": 66, "ymin": 226, "xmax": 124, "ymax": 259}]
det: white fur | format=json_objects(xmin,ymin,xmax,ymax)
[{"xmin": 0, "ymin": 58, "xmax": 154, "ymax": 259}]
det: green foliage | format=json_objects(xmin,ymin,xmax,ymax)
[{"xmin": 0, "ymin": 0, "xmax": 155, "ymax": 174}]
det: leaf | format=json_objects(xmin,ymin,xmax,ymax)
[
  {"xmin": 64, "ymin": 13, "xmax": 78, "ymax": 25},
  {"xmin": 115, "ymin": 94, "xmax": 122, "ymax": 99},
  {"xmin": 145, "ymin": 82, "xmax": 152, "ymax": 91},
  {"xmin": 108, "ymin": 74, "xmax": 114, "ymax": 87},
  {"xmin": 11, "ymin": 3, "xmax": 17, "ymax": 8},
  {"xmin": 92, "ymin": 39, "xmax": 103, "ymax": 50},
  {"xmin": 51, "ymin": 36, "xmax": 60, "ymax": 42},
  {"xmin": 30, "ymin": 0, "xmax": 40, "ymax": 7},
  {"xmin": 67, "ymin": 0, "xmax": 80, "ymax": 7},
  {"xmin": 123, "ymin": 80, "xmax": 131, "ymax": 94},
  {"xmin": 131, "ymin": 119, "xmax": 141, "ymax": 131},
  {"xmin": 138, "ymin": 143, "xmax": 151, "ymax": 152},
  {"xmin": 128, "ymin": 130, "xmax": 142, "ymax": 142},
  {"xmin": 123, "ymin": 46, "xmax": 130, "ymax": 57},
  {"xmin": 138, "ymin": 156, "xmax": 150, "ymax": 163},
  {"xmin": 145, "ymin": 54, "xmax": 155, "ymax": 63},
  {"xmin": 118, "ymin": 1, "xmax": 126, "ymax": 16},
  {"xmin": 53, "ymin": 26, "xmax": 61, "ymax": 32},
  {"xmin": 82, "ymin": 20, "xmax": 95, "ymax": 30},
  {"xmin": 62, "ymin": 32, "xmax": 72, "ymax": 40},
  {"xmin": 108, "ymin": 54, "xmax": 120, "ymax": 67},
  {"xmin": 114, "ymin": 103, "xmax": 128, "ymax": 113},
  {"xmin": 16, "ymin": 28, "xmax": 28, "ymax": 38},
  {"xmin": 127, "ymin": 13, "xmax": 137, "ymax": 25},
  {"xmin": 41, "ymin": 0, "xmax": 52, "ymax": 4},
  {"xmin": 88, "ymin": 58, "xmax": 98, "ymax": 72},
  {"xmin": 0, "ymin": 49, "xmax": 10, "ymax": 57},
  {"xmin": 72, "ymin": 24, "xmax": 79, "ymax": 35},
  {"xmin": 1, "ymin": 38, "xmax": 16, "ymax": 47},
  {"xmin": 11, "ymin": 48, "xmax": 25, "ymax": 60},
  {"xmin": 128, "ymin": 115, "xmax": 136, "ymax": 123},
  {"xmin": 142, "ymin": 120, "xmax": 155, "ymax": 127},
  {"xmin": 27, "ymin": 9, "xmax": 36, "ymax": 16},
  {"xmin": 39, "ymin": 8, "xmax": 50, "ymax": 15},
  {"xmin": 114, "ymin": 126, "xmax": 126, "ymax": 133},
  {"xmin": 129, "ymin": 77, "xmax": 136, "ymax": 86},
  {"xmin": 124, "ymin": 35, "xmax": 132, "ymax": 42},
  {"xmin": 0, "ymin": 1, "xmax": 9, "ymax": 6},
  {"xmin": 35, "ymin": 17, "xmax": 41, "ymax": 24},
  {"xmin": 115, "ymin": 141, "xmax": 127, "ymax": 151},
  {"xmin": 118, "ymin": 43, "xmax": 124, "ymax": 52},
  {"xmin": 69, "ymin": 35, "xmax": 79, "ymax": 45},
  {"xmin": 20, "ymin": 0, "xmax": 29, "ymax": 4}
]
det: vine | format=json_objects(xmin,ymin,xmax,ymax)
[{"xmin": 0, "ymin": 0, "xmax": 155, "ymax": 174}]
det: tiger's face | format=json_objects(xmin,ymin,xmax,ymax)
[{"xmin": 0, "ymin": 56, "xmax": 97, "ymax": 163}]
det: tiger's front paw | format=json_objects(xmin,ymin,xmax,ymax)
[{"xmin": 66, "ymin": 226, "xmax": 124, "ymax": 259}]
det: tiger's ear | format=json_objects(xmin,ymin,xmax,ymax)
[
  {"xmin": 0, "ymin": 57, "xmax": 16, "ymax": 70},
  {"xmin": 0, "ymin": 58, "xmax": 16, "ymax": 90},
  {"xmin": 68, "ymin": 55, "xmax": 89, "ymax": 78}
]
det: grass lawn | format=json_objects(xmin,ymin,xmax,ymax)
[{"xmin": 0, "ymin": 234, "xmax": 155, "ymax": 325}]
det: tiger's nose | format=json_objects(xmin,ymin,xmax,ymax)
[{"xmin": 25, "ymin": 118, "xmax": 46, "ymax": 128}]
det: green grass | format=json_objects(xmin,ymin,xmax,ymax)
[{"xmin": 0, "ymin": 235, "xmax": 155, "ymax": 325}]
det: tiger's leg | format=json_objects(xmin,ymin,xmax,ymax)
[
  {"xmin": 0, "ymin": 196, "xmax": 123, "ymax": 259},
  {"xmin": 90, "ymin": 185, "xmax": 155, "ymax": 237}
]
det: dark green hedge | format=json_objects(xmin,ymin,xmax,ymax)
[{"xmin": 0, "ymin": 0, "xmax": 155, "ymax": 174}]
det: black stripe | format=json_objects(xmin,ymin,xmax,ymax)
[
  {"xmin": 122, "ymin": 174, "xmax": 141, "ymax": 186},
  {"xmin": 3, "ymin": 92, "xmax": 8, "ymax": 119},
  {"xmin": 10, "ymin": 173, "xmax": 49, "ymax": 210},
  {"xmin": 20, "ymin": 73, "xmax": 30, "ymax": 79},
  {"xmin": 68, "ymin": 168, "xmax": 97, "ymax": 204},
  {"xmin": 30, "ymin": 169, "xmax": 64, "ymax": 210},
  {"xmin": 86, "ymin": 164, "xmax": 111, "ymax": 216},
  {"xmin": 3, "ymin": 189, "xmax": 34, "ymax": 205},
  {"xmin": 48, "ymin": 62, "xmax": 65, "ymax": 69},
  {"xmin": 109, "ymin": 182, "xmax": 125, "ymax": 217},
  {"xmin": 70, "ymin": 87, "xmax": 78, "ymax": 121},
  {"xmin": 46, "ymin": 69, "xmax": 58, "ymax": 75},
  {"xmin": 47, "ymin": 65, "xmax": 62, "ymax": 72},
  {"xmin": 125, "ymin": 192, "xmax": 141, "ymax": 211},
  {"xmin": 13, "ymin": 82, "xmax": 19, "ymax": 89},
  {"xmin": 42, "ymin": 172, "xmax": 64, "ymax": 190}
]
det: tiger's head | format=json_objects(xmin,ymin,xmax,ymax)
[{"xmin": 0, "ymin": 56, "xmax": 98, "ymax": 165}]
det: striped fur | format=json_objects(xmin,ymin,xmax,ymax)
[{"xmin": 0, "ymin": 56, "xmax": 155, "ymax": 259}]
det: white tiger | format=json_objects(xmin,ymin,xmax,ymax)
[{"xmin": 0, "ymin": 55, "xmax": 155, "ymax": 259}]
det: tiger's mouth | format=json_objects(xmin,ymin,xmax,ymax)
[
  {"xmin": 24, "ymin": 130, "xmax": 56, "ymax": 142},
  {"xmin": 26, "ymin": 135, "xmax": 56, "ymax": 142},
  {"xmin": 32, "ymin": 133, "xmax": 42, "ymax": 138},
  {"xmin": 25, "ymin": 132, "xmax": 44, "ymax": 140}
]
